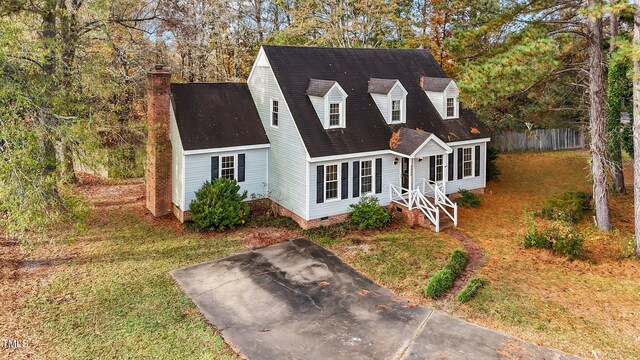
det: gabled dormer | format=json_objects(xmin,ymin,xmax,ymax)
[
  {"xmin": 368, "ymin": 78, "xmax": 408, "ymax": 124},
  {"xmin": 421, "ymin": 76, "xmax": 459, "ymax": 119},
  {"xmin": 306, "ymin": 79, "xmax": 348, "ymax": 129}
]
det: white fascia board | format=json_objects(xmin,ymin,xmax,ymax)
[
  {"xmin": 410, "ymin": 134, "xmax": 453, "ymax": 157},
  {"xmin": 246, "ymin": 46, "xmax": 266, "ymax": 85},
  {"xmin": 183, "ymin": 143, "xmax": 270, "ymax": 156},
  {"xmin": 392, "ymin": 80, "xmax": 409, "ymax": 96},
  {"xmin": 447, "ymin": 137, "xmax": 491, "ymax": 146},
  {"xmin": 328, "ymin": 82, "xmax": 349, "ymax": 98},
  {"xmin": 180, "ymin": 152, "xmax": 186, "ymax": 210},
  {"xmin": 307, "ymin": 149, "xmax": 391, "ymax": 163}
]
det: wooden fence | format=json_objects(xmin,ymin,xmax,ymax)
[{"xmin": 491, "ymin": 128, "xmax": 584, "ymax": 152}]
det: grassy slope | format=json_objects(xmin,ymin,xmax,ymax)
[{"xmin": 450, "ymin": 151, "xmax": 640, "ymax": 359}]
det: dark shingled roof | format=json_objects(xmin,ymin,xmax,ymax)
[
  {"xmin": 421, "ymin": 76, "xmax": 453, "ymax": 92},
  {"xmin": 306, "ymin": 79, "xmax": 337, "ymax": 97},
  {"xmin": 170, "ymin": 83, "xmax": 269, "ymax": 151},
  {"xmin": 368, "ymin": 78, "xmax": 399, "ymax": 94},
  {"xmin": 262, "ymin": 45, "xmax": 489, "ymax": 158},
  {"xmin": 391, "ymin": 128, "xmax": 433, "ymax": 156}
]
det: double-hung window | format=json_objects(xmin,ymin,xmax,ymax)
[
  {"xmin": 329, "ymin": 103, "xmax": 341, "ymax": 127},
  {"xmin": 325, "ymin": 164, "xmax": 339, "ymax": 200},
  {"xmin": 271, "ymin": 99, "xmax": 279, "ymax": 127},
  {"xmin": 462, "ymin": 147, "xmax": 473, "ymax": 178},
  {"xmin": 221, "ymin": 155, "xmax": 235, "ymax": 180},
  {"xmin": 360, "ymin": 160, "xmax": 373, "ymax": 194},
  {"xmin": 435, "ymin": 155, "xmax": 443, "ymax": 181},
  {"xmin": 446, "ymin": 98, "xmax": 455, "ymax": 118},
  {"xmin": 391, "ymin": 100, "xmax": 401, "ymax": 122}
]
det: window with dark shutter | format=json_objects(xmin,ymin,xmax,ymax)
[
  {"xmin": 237, "ymin": 154, "xmax": 245, "ymax": 182},
  {"xmin": 375, "ymin": 158, "xmax": 382, "ymax": 193},
  {"xmin": 457, "ymin": 148, "xmax": 463, "ymax": 180},
  {"xmin": 475, "ymin": 145, "xmax": 481, "ymax": 177},
  {"xmin": 211, "ymin": 156, "xmax": 219, "ymax": 180},
  {"xmin": 448, "ymin": 152, "xmax": 454, "ymax": 181},
  {"xmin": 316, "ymin": 165, "xmax": 324, "ymax": 203},
  {"xmin": 352, "ymin": 161, "xmax": 360, "ymax": 198},
  {"xmin": 341, "ymin": 162, "xmax": 348, "ymax": 199},
  {"xmin": 429, "ymin": 156, "xmax": 436, "ymax": 182}
]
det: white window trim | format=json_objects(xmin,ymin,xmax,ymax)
[
  {"xmin": 389, "ymin": 98, "xmax": 404, "ymax": 123},
  {"xmin": 324, "ymin": 163, "xmax": 341, "ymax": 202},
  {"xmin": 462, "ymin": 147, "xmax": 474, "ymax": 179},
  {"xmin": 444, "ymin": 96, "xmax": 459, "ymax": 119},
  {"xmin": 216, "ymin": 153, "xmax": 238, "ymax": 180},
  {"xmin": 435, "ymin": 154, "xmax": 444, "ymax": 182},
  {"xmin": 270, "ymin": 98, "xmax": 279, "ymax": 128},
  {"xmin": 359, "ymin": 159, "xmax": 375, "ymax": 196},
  {"xmin": 328, "ymin": 102, "xmax": 343, "ymax": 128}
]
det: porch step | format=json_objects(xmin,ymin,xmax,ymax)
[{"xmin": 423, "ymin": 209, "xmax": 455, "ymax": 232}]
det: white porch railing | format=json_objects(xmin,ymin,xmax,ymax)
[
  {"xmin": 424, "ymin": 179, "xmax": 458, "ymax": 226},
  {"xmin": 390, "ymin": 184, "xmax": 441, "ymax": 232}
]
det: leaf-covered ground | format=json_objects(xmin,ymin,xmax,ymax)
[{"xmin": 2, "ymin": 151, "xmax": 639, "ymax": 359}]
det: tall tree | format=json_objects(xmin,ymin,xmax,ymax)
[
  {"xmin": 608, "ymin": 7, "xmax": 626, "ymax": 193},
  {"xmin": 587, "ymin": 0, "xmax": 612, "ymax": 231},
  {"xmin": 633, "ymin": 0, "xmax": 640, "ymax": 257}
]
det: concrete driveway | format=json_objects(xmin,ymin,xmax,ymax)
[{"xmin": 171, "ymin": 238, "xmax": 579, "ymax": 360}]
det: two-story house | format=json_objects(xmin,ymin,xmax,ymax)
[{"xmin": 145, "ymin": 46, "xmax": 491, "ymax": 231}]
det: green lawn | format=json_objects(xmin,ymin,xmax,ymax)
[{"xmin": 21, "ymin": 205, "xmax": 242, "ymax": 359}]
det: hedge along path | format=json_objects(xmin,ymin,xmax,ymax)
[{"xmin": 440, "ymin": 229, "xmax": 484, "ymax": 304}]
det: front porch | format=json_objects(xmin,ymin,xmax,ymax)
[{"xmin": 388, "ymin": 128, "xmax": 458, "ymax": 232}]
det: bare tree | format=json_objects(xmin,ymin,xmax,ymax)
[{"xmin": 586, "ymin": 0, "xmax": 611, "ymax": 231}]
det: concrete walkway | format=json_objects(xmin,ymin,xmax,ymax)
[{"xmin": 171, "ymin": 239, "xmax": 579, "ymax": 360}]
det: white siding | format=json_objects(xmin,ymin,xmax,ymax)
[
  {"xmin": 309, "ymin": 95, "xmax": 324, "ymax": 124},
  {"xmin": 414, "ymin": 140, "xmax": 447, "ymax": 158},
  {"xmin": 371, "ymin": 93, "xmax": 389, "ymax": 122},
  {"xmin": 183, "ymin": 148, "xmax": 268, "ymax": 210},
  {"xmin": 170, "ymin": 105, "xmax": 185, "ymax": 209},
  {"xmin": 307, "ymin": 154, "xmax": 397, "ymax": 220},
  {"xmin": 445, "ymin": 142, "xmax": 486, "ymax": 194},
  {"xmin": 248, "ymin": 57, "xmax": 309, "ymax": 219},
  {"xmin": 425, "ymin": 91, "xmax": 445, "ymax": 118}
]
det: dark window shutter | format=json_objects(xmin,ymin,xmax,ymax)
[
  {"xmin": 429, "ymin": 156, "xmax": 436, "ymax": 182},
  {"xmin": 237, "ymin": 154, "xmax": 245, "ymax": 182},
  {"xmin": 352, "ymin": 161, "xmax": 360, "ymax": 198},
  {"xmin": 316, "ymin": 165, "xmax": 324, "ymax": 203},
  {"xmin": 341, "ymin": 162, "xmax": 349, "ymax": 199},
  {"xmin": 457, "ymin": 148, "xmax": 463, "ymax": 180},
  {"xmin": 475, "ymin": 145, "xmax": 481, "ymax": 177},
  {"xmin": 211, "ymin": 156, "xmax": 219, "ymax": 180},
  {"xmin": 448, "ymin": 152, "xmax": 454, "ymax": 181},
  {"xmin": 375, "ymin": 158, "xmax": 382, "ymax": 194}
]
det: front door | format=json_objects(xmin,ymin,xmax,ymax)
[{"xmin": 401, "ymin": 157, "xmax": 409, "ymax": 191}]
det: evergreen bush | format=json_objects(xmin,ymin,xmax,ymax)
[{"xmin": 189, "ymin": 178, "xmax": 250, "ymax": 231}]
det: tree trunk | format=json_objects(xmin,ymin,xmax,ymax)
[
  {"xmin": 609, "ymin": 11, "xmax": 626, "ymax": 193},
  {"xmin": 587, "ymin": 0, "xmax": 612, "ymax": 231},
  {"xmin": 633, "ymin": 0, "xmax": 640, "ymax": 258}
]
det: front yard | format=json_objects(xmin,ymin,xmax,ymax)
[{"xmin": 1, "ymin": 150, "xmax": 638, "ymax": 359}]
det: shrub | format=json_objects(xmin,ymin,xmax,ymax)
[
  {"xmin": 456, "ymin": 189, "xmax": 481, "ymax": 208},
  {"xmin": 486, "ymin": 146, "xmax": 501, "ymax": 181},
  {"xmin": 540, "ymin": 191, "xmax": 591, "ymax": 223},
  {"xmin": 456, "ymin": 278, "xmax": 485, "ymax": 304},
  {"xmin": 424, "ymin": 268, "xmax": 456, "ymax": 299},
  {"xmin": 551, "ymin": 226, "xmax": 584, "ymax": 260},
  {"xmin": 445, "ymin": 249, "xmax": 469, "ymax": 276},
  {"xmin": 189, "ymin": 178, "xmax": 250, "ymax": 231},
  {"xmin": 521, "ymin": 210, "xmax": 584, "ymax": 259},
  {"xmin": 349, "ymin": 196, "xmax": 391, "ymax": 229}
]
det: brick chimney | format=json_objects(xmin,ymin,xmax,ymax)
[{"xmin": 146, "ymin": 64, "xmax": 172, "ymax": 217}]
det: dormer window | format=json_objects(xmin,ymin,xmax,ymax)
[
  {"xmin": 446, "ymin": 98, "xmax": 455, "ymax": 117},
  {"xmin": 329, "ymin": 103, "xmax": 341, "ymax": 127},
  {"xmin": 391, "ymin": 100, "xmax": 402, "ymax": 122},
  {"xmin": 421, "ymin": 76, "xmax": 460, "ymax": 119},
  {"xmin": 306, "ymin": 78, "xmax": 348, "ymax": 129},
  {"xmin": 368, "ymin": 78, "xmax": 407, "ymax": 124}
]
